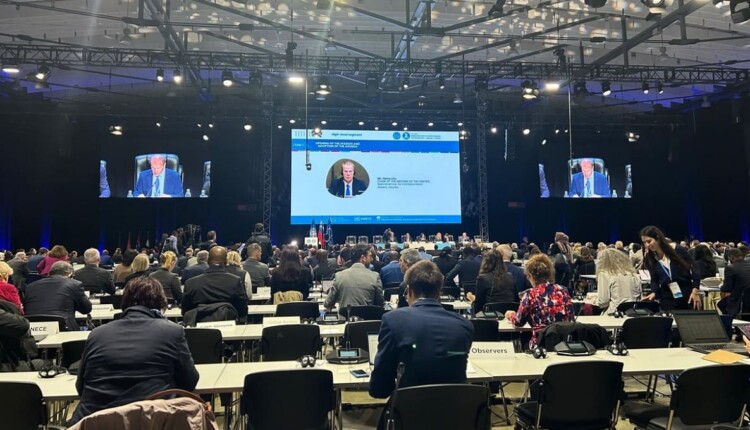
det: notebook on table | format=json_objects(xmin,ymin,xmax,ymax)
[{"xmin": 673, "ymin": 311, "xmax": 748, "ymax": 356}]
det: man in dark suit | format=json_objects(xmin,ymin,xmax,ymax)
[
  {"xmin": 498, "ymin": 244, "xmax": 531, "ymax": 296},
  {"xmin": 181, "ymin": 250, "xmax": 209, "ymax": 284},
  {"xmin": 719, "ymin": 248, "xmax": 750, "ymax": 316},
  {"xmin": 6, "ymin": 251, "xmax": 29, "ymax": 293},
  {"xmin": 245, "ymin": 223, "xmax": 273, "ymax": 264},
  {"xmin": 182, "ymin": 247, "xmax": 248, "ymax": 320},
  {"xmin": 379, "ymin": 251, "xmax": 403, "ymax": 285},
  {"xmin": 242, "ymin": 244, "xmax": 270, "ymax": 293},
  {"xmin": 26, "ymin": 247, "xmax": 47, "ymax": 273},
  {"xmin": 74, "ymin": 248, "xmax": 116, "ymax": 295},
  {"xmin": 24, "ymin": 261, "xmax": 92, "ymax": 331},
  {"xmin": 99, "ymin": 250, "xmax": 114, "ymax": 269},
  {"xmin": 568, "ymin": 158, "xmax": 610, "ymax": 198},
  {"xmin": 133, "ymin": 154, "xmax": 184, "ymax": 198},
  {"xmin": 445, "ymin": 246, "xmax": 482, "ymax": 294},
  {"xmin": 328, "ymin": 160, "xmax": 367, "ymax": 198},
  {"xmin": 369, "ymin": 260, "xmax": 473, "ymax": 398},
  {"xmin": 312, "ymin": 248, "xmax": 337, "ymax": 282}
]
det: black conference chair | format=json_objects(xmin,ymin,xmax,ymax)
[
  {"xmin": 184, "ymin": 328, "xmax": 223, "ymax": 364},
  {"xmin": 390, "ymin": 384, "xmax": 490, "ymax": 430},
  {"xmin": 0, "ymin": 382, "xmax": 47, "ymax": 430},
  {"xmin": 114, "ymin": 281, "xmax": 126, "ymax": 290},
  {"xmin": 261, "ymin": 324, "xmax": 322, "ymax": 361},
  {"xmin": 484, "ymin": 301, "xmax": 520, "ymax": 315},
  {"xmin": 25, "ymin": 314, "xmax": 68, "ymax": 332},
  {"xmin": 515, "ymin": 361, "xmax": 624, "ymax": 430},
  {"xmin": 343, "ymin": 320, "xmax": 381, "ymax": 351},
  {"xmin": 440, "ymin": 286, "xmax": 460, "ymax": 301},
  {"xmin": 619, "ymin": 316, "xmax": 674, "ymax": 401},
  {"xmin": 384, "ymin": 287, "xmax": 408, "ymax": 308},
  {"xmin": 383, "ymin": 282, "xmax": 402, "ymax": 291},
  {"xmin": 623, "ymin": 365, "xmax": 750, "ymax": 430},
  {"xmin": 61, "ymin": 339, "xmax": 87, "ymax": 369},
  {"xmin": 470, "ymin": 319, "xmax": 501, "ymax": 341},
  {"xmin": 346, "ymin": 305, "xmax": 385, "ymax": 321},
  {"xmin": 99, "ymin": 294, "xmax": 123, "ymax": 309},
  {"xmin": 461, "ymin": 281, "xmax": 477, "ymax": 295},
  {"xmin": 241, "ymin": 369, "xmax": 335, "ymax": 430},
  {"xmin": 275, "ymin": 301, "xmax": 319, "ymax": 320}
]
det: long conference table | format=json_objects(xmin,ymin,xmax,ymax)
[{"xmin": 1, "ymin": 348, "xmax": 744, "ymax": 429}]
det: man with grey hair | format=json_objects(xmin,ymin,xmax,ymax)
[
  {"xmin": 497, "ymin": 244, "xmax": 531, "ymax": 295},
  {"xmin": 6, "ymin": 251, "xmax": 29, "ymax": 293},
  {"xmin": 181, "ymin": 250, "xmax": 209, "ymax": 284},
  {"xmin": 134, "ymin": 153, "xmax": 184, "ymax": 198},
  {"xmin": 74, "ymin": 248, "xmax": 116, "ymax": 295},
  {"xmin": 24, "ymin": 261, "xmax": 92, "ymax": 331},
  {"xmin": 390, "ymin": 248, "xmax": 424, "ymax": 308}
]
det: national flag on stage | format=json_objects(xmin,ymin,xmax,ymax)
[
  {"xmin": 135, "ymin": 232, "xmax": 141, "ymax": 250},
  {"xmin": 326, "ymin": 218, "xmax": 333, "ymax": 245},
  {"xmin": 309, "ymin": 220, "xmax": 316, "ymax": 238},
  {"xmin": 126, "ymin": 232, "xmax": 132, "ymax": 250},
  {"xmin": 317, "ymin": 221, "xmax": 325, "ymax": 249}
]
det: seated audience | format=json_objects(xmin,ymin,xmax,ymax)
[
  {"xmin": 6, "ymin": 251, "xmax": 29, "ymax": 293},
  {"xmin": 505, "ymin": 254, "xmax": 574, "ymax": 349},
  {"xmin": 467, "ymin": 250, "xmax": 516, "ymax": 313},
  {"xmin": 0, "ymin": 300, "xmax": 46, "ymax": 371},
  {"xmin": 718, "ymin": 248, "xmax": 750, "ymax": 316},
  {"xmin": 113, "ymin": 249, "xmax": 138, "ymax": 283},
  {"xmin": 26, "ymin": 247, "xmax": 47, "ymax": 274},
  {"xmin": 497, "ymin": 244, "xmax": 531, "ymax": 295},
  {"xmin": 122, "ymin": 253, "xmax": 151, "ymax": 285},
  {"xmin": 242, "ymin": 243, "xmax": 270, "ymax": 293},
  {"xmin": 445, "ymin": 246, "xmax": 481, "ymax": 294},
  {"xmin": 693, "ymin": 244, "xmax": 718, "ymax": 279},
  {"xmin": 313, "ymin": 248, "xmax": 337, "ymax": 282},
  {"xmin": 181, "ymin": 250, "xmax": 209, "ymax": 284},
  {"xmin": 0, "ymin": 262, "xmax": 23, "ymax": 313},
  {"xmin": 37, "ymin": 245, "xmax": 68, "ymax": 276},
  {"xmin": 99, "ymin": 249, "xmax": 114, "ymax": 269},
  {"xmin": 73, "ymin": 248, "xmax": 116, "ymax": 295},
  {"xmin": 182, "ymin": 247, "xmax": 248, "ymax": 322},
  {"xmin": 591, "ymin": 248, "xmax": 641, "ymax": 314},
  {"xmin": 148, "ymin": 251, "xmax": 183, "ymax": 305},
  {"xmin": 379, "ymin": 251, "xmax": 403, "ymax": 285},
  {"xmin": 270, "ymin": 245, "xmax": 313, "ymax": 302},
  {"xmin": 225, "ymin": 250, "xmax": 252, "ymax": 300},
  {"xmin": 71, "ymin": 277, "xmax": 199, "ymax": 423},
  {"xmin": 325, "ymin": 244, "xmax": 384, "ymax": 310},
  {"xmin": 369, "ymin": 260, "xmax": 473, "ymax": 398},
  {"xmin": 24, "ymin": 261, "xmax": 92, "ymax": 331}
]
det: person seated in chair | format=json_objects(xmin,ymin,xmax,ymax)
[
  {"xmin": 134, "ymin": 154, "xmax": 184, "ymax": 198},
  {"xmin": 73, "ymin": 248, "xmax": 116, "ymax": 295},
  {"xmin": 325, "ymin": 245, "xmax": 384, "ymax": 310},
  {"xmin": 568, "ymin": 158, "xmax": 610, "ymax": 198},
  {"xmin": 328, "ymin": 160, "xmax": 367, "ymax": 198}
]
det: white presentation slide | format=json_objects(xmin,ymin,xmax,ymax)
[{"xmin": 290, "ymin": 129, "xmax": 462, "ymax": 225}]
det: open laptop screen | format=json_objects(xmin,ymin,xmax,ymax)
[
  {"xmin": 321, "ymin": 280, "xmax": 334, "ymax": 294},
  {"xmin": 673, "ymin": 311, "xmax": 729, "ymax": 344}
]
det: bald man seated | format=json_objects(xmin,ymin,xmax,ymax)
[{"xmin": 181, "ymin": 246, "xmax": 248, "ymax": 321}]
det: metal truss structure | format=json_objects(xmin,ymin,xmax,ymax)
[
  {"xmin": 476, "ymin": 97, "xmax": 489, "ymax": 242},
  {"xmin": 1, "ymin": 43, "xmax": 748, "ymax": 86},
  {"xmin": 262, "ymin": 87, "xmax": 273, "ymax": 237}
]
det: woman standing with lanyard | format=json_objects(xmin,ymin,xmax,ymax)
[{"xmin": 640, "ymin": 226, "xmax": 701, "ymax": 311}]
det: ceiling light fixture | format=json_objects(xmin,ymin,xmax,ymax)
[
  {"xmin": 35, "ymin": 65, "xmax": 50, "ymax": 81},
  {"xmin": 156, "ymin": 68, "xmax": 164, "ymax": 82},
  {"xmin": 221, "ymin": 69, "xmax": 233, "ymax": 87},
  {"xmin": 545, "ymin": 82, "xmax": 560, "ymax": 92},
  {"xmin": 642, "ymin": 81, "xmax": 650, "ymax": 94},
  {"xmin": 453, "ymin": 93, "xmax": 463, "ymax": 104},
  {"xmin": 1, "ymin": 63, "xmax": 20, "ymax": 74},
  {"xmin": 173, "ymin": 68, "xmax": 183, "ymax": 84},
  {"xmin": 602, "ymin": 81, "xmax": 612, "ymax": 96},
  {"xmin": 244, "ymin": 123, "xmax": 252, "ymax": 131},
  {"xmin": 657, "ymin": 81, "xmax": 664, "ymax": 94},
  {"xmin": 315, "ymin": 76, "xmax": 331, "ymax": 96},
  {"xmin": 522, "ymin": 128, "xmax": 531, "ymax": 136},
  {"xmin": 521, "ymin": 80, "xmax": 539, "ymax": 100}
]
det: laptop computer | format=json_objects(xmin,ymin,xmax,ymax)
[
  {"xmin": 321, "ymin": 280, "xmax": 334, "ymax": 295},
  {"xmin": 672, "ymin": 311, "xmax": 748, "ymax": 355}
]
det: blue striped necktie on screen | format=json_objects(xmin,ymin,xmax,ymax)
[
  {"xmin": 346, "ymin": 184, "xmax": 351, "ymax": 196},
  {"xmin": 154, "ymin": 176, "xmax": 160, "ymax": 197},
  {"xmin": 585, "ymin": 178, "xmax": 591, "ymax": 197}
]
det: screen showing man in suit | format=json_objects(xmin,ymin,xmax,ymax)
[
  {"xmin": 328, "ymin": 160, "xmax": 368, "ymax": 198},
  {"xmin": 569, "ymin": 158, "xmax": 610, "ymax": 198},
  {"xmin": 134, "ymin": 154, "xmax": 184, "ymax": 198}
]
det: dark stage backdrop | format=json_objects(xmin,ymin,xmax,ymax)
[{"xmin": 2, "ymin": 98, "xmax": 750, "ymax": 252}]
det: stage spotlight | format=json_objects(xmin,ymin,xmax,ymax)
[
  {"xmin": 428, "ymin": 122, "xmax": 434, "ymax": 127},
  {"xmin": 475, "ymin": 75, "xmax": 489, "ymax": 94},
  {"xmin": 555, "ymin": 127, "xmax": 560, "ymax": 134},
  {"xmin": 222, "ymin": 69, "xmax": 233, "ymax": 87},
  {"xmin": 289, "ymin": 119, "xmax": 296, "ymax": 124},
  {"xmin": 401, "ymin": 77, "xmax": 410, "ymax": 90},
  {"xmin": 358, "ymin": 121, "xmax": 365, "ymax": 126},
  {"xmin": 208, "ymin": 123, "xmax": 214, "ymax": 129},
  {"xmin": 203, "ymin": 134, "xmax": 210, "ymax": 141},
  {"xmin": 490, "ymin": 126, "xmax": 498, "ymax": 134},
  {"xmin": 544, "ymin": 82, "xmax": 560, "ymax": 92},
  {"xmin": 277, "ymin": 125, "xmax": 283, "ymax": 129},
  {"xmin": 315, "ymin": 76, "xmax": 331, "ymax": 95},
  {"xmin": 453, "ymin": 93, "xmax": 463, "ymax": 104},
  {"xmin": 642, "ymin": 81, "xmax": 650, "ymax": 94},
  {"xmin": 374, "ymin": 126, "xmax": 379, "ymax": 130},
  {"xmin": 2, "ymin": 62, "xmax": 20, "ymax": 74},
  {"xmin": 522, "ymin": 128, "xmax": 531, "ymax": 135},
  {"xmin": 602, "ymin": 81, "xmax": 612, "ymax": 96},
  {"xmin": 156, "ymin": 68, "xmax": 164, "ymax": 82},
  {"xmin": 35, "ymin": 65, "xmax": 50, "ymax": 81},
  {"xmin": 657, "ymin": 81, "xmax": 664, "ymax": 94},
  {"xmin": 542, "ymin": 139, "xmax": 547, "ymax": 145},
  {"xmin": 584, "ymin": 0, "xmax": 607, "ymax": 7},
  {"xmin": 392, "ymin": 121, "xmax": 398, "ymax": 126},
  {"xmin": 173, "ymin": 68, "xmax": 183, "ymax": 84},
  {"xmin": 521, "ymin": 80, "xmax": 539, "ymax": 100},
  {"xmin": 730, "ymin": 0, "xmax": 750, "ymax": 18},
  {"xmin": 459, "ymin": 129, "xmax": 470, "ymax": 140},
  {"xmin": 403, "ymin": 126, "xmax": 409, "ymax": 131},
  {"xmin": 288, "ymin": 74, "xmax": 304, "ymax": 84},
  {"xmin": 641, "ymin": 0, "xmax": 674, "ymax": 14},
  {"xmin": 627, "ymin": 132, "xmax": 640, "ymax": 142},
  {"xmin": 312, "ymin": 127, "xmax": 323, "ymax": 137},
  {"xmin": 155, "ymin": 122, "xmax": 162, "ymax": 128},
  {"xmin": 197, "ymin": 123, "xmax": 202, "ymax": 128},
  {"xmin": 488, "ymin": 0, "xmax": 506, "ymax": 18},
  {"xmin": 438, "ymin": 76, "xmax": 445, "ymax": 90},
  {"xmin": 244, "ymin": 123, "xmax": 252, "ymax": 131},
  {"xmin": 321, "ymin": 120, "xmax": 328, "ymax": 125},
  {"xmin": 249, "ymin": 70, "xmax": 263, "ymax": 89},
  {"xmin": 458, "ymin": 122, "xmax": 464, "ymax": 127},
  {"xmin": 109, "ymin": 125, "xmax": 123, "ymax": 136}
]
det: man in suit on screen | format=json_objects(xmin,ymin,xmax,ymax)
[
  {"xmin": 328, "ymin": 160, "xmax": 367, "ymax": 198},
  {"xmin": 134, "ymin": 154, "xmax": 184, "ymax": 198},
  {"xmin": 568, "ymin": 158, "xmax": 610, "ymax": 198}
]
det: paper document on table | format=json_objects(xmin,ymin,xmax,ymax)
[
  {"xmin": 466, "ymin": 362, "xmax": 476, "ymax": 374},
  {"xmin": 701, "ymin": 349, "xmax": 747, "ymax": 364}
]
